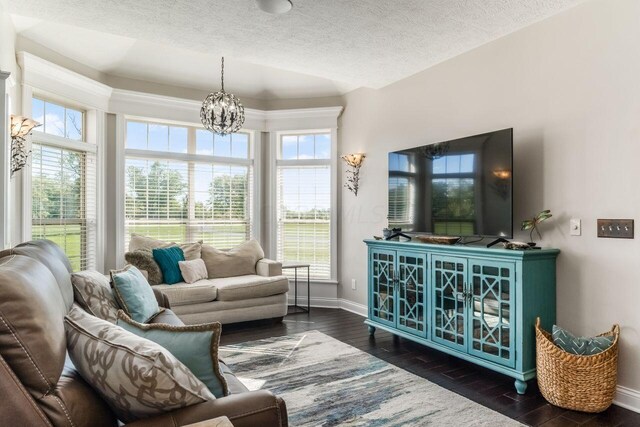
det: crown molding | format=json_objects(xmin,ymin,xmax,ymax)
[
  {"xmin": 17, "ymin": 52, "xmax": 112, "ymax": 110},
  {"xmin": 17, "ymin": 53, "xmax": 344, "ymax": 129},
  {"xmin": 109, "ymin": 88, "xmax": 343, "ymax": 131}
]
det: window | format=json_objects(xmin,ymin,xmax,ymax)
[
  {"xmin": 431, "ymin": 154, "xmax": 476, "ymax": 235},
  {"xmin": 388, "ymin": 153, "xmax": 415, "ymax": 228},
  {"xmin": 31, "ymin": 98, "xmax": 96, "ymax": 271},
  {"xmin": 32, "ymin": 97, "xmax": 84, "ymax": 140},
  {"xmin": 124, "ymin": 121, "xmax": 253, "ymax": 250},
  {"xmin": 276, "ymin": 133, "xmax": 332, "ymax": 280}
]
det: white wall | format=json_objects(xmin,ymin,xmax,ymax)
[{"xmin": 338, "ymin": 0, "xmax": 640, "ymax": 402}]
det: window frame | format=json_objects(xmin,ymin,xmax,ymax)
[
  {"xmin": 270, "ymin": 129, "xmax": 337, "ymax": 283},
  {"xmin": 120, "ymin": 115, "xmax": 260, "ymax": 259}
]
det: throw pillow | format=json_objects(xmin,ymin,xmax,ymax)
[
  {"xmin": 153, "ymin": 246, "xmax": 185, "ymax": 285},
  {"xmin": 110, "ymin": 265, "xmax": 162, "ymax": 323},
  {"xmin": 179, "ymin": 259, "xmax": 209, "ymax": 284},
  {"xmin": 128, "ymin": 234, "xmax": 168, "ymax": 252},
  {"xmin": 71, "ymin": 270, "xmax": 120, "ymax": 323},
  {"xmin": 201, "ymin": 239, "xmax": 265, "ymax": 279},
  {"xmin": 552, "ymin": 325, "xmax": 615, "ymax": 356},
  {"xmin": 116, "ymin": 310, "xmax": 229, "ymax": 398},
  {"xmin": 125, "ymin": 249, "xmax": 164, "ymax": 285},
  {"xmin": 65, "ymin": 305, "xmax": 214, "ymax": 422},
  {"xmin": 178, "ymin": 242, "xmax": 203, "ymax": 261}
]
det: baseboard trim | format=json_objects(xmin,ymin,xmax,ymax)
[
  {"xmin": 338, "ymin": 299, "xmax": 367, "ymax": 317},
  {"xmin": 614, "ymin": 385, "xmax": 640, "ymax": 413},
  {"xmin": 287, "ymin": 296, "xmax": 339, "ymax": 309}
]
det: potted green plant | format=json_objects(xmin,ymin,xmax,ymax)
[{"xmin": 522, "ymin": 209, "xmax": 553, "ymax": 247}]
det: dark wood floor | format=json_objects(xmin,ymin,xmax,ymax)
[{"xmin": 220, "ymin": 308, "xmax": 640, "ymax": 427}]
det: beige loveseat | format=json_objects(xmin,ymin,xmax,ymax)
[{"xmin": 126, "ymin": 235, "xmax": 289, "ymax": 325}]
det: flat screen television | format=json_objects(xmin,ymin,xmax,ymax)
[{"xmin": 388, "ymin": 128, "xmax": 513, "ymax": 238}]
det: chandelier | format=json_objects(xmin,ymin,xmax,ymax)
[
  {"xmin": 200, "ymin": 57, "xmax": 245, "ymax": 135},
  {"xmin": 420, "ymin": 142, "xmax": 449, "ymax": 160}
]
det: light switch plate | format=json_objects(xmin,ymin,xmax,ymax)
[
  {"xmin": 570, "ymin": 219, "xmax": 581, "ymax": 236},
  {"xmin": 597, "ymin": 219, "xmax": 634, "ymax": 239}
]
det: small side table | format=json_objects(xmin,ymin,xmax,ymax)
[{"xmin": 282, "ymin": 262, "xmax": 310, "ymax": 314}]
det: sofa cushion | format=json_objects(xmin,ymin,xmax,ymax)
[
  {"xmin": 211, "ymin": 275, "xmax": 289, "ymax": 301},
  {"xmin": 154, "ymin": 280, "xmax": 218, "ymax": 306},
  {"xmin": 71, "ymin": 270, "xmax": 120, "ymax": 323},
  {"xmin": 129, "ymin": 234, "xmax": 203, "ymax": 260},
  {"xmin": 201, "ymin": 240, "xmax": 264, "ymax": 279},
  {"xmin": 65, "ymin": 306, "xmax": 214, "ymax": 423},
  {"xmin": 117, "ymin": 311, "xmax": 229, "ymax": 398}
]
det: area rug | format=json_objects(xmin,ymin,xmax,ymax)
[{"xmin": 219, "ymin": 331, "xmax": 523, "ymax": 427}]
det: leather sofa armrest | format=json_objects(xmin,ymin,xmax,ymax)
[
  {"xmin": 124, "ymin": 390, "xmax": 288, "ymax": 427},
  {"xmin": 152, "ymin": 287, "xmax": 171, "ymax": 309},
  {"xmin": 256, "ymin": 258, "xmax": 282, "ymax": 277}
]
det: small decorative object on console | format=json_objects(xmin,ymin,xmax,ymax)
[
  {"xmin": 414, "ymin": 235, "xmax": 460, "ymax": 245},
  {"xmin": 502, "ymin": 241, "xmax": 533, "ymax": 250},
  {"xmin": 522, "ymin": 209, "xmax": 553, "ymax": 246}
]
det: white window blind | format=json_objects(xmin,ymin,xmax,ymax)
[
  {"xmin": 276, "ymin": 133, "xmax": 332, "ymax": 280},
  {"xmin": 31, "ymin": 98, "xmax": 96, "ymax": 271},
  {"xmin": 124, "ymin": 121, "xmax": 253, "ymax": 251}
]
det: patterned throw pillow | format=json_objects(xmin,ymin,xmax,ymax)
[
  {"xmin": 552, "ymin": 325, "xmax": 614, "ymax": 356},
  {"xmin": 65, "ymin": 306, "xmax": 214, "ymax": 422},
  {"xmin": 70, "ymin": 270, "xmax": 120, "ymax": 323},
  {"xmin": 153, "ymin": 246, "xmax": 185, "ymax": 285},
  {"xmin": 125, "ymin": 249, "xmax": 164, "ymax": 285},
  {"xmin": 111, "ymin": 265, "xmax": 162, "ymax": 323},
  {"xmin": 117, "ymin": 311, "xmax": 228, "ymax": 398}
]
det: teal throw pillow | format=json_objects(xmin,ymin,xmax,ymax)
[
  {"xmin": 552, "ymin": 325, "xmax": 614, "ymax": 356},
  {"xmin": 153, "ymin": 246, "xmax": 185, "ymax": 285},
  {"xmin": 110, "ymin": 266, "xmax": 161, "ymax": 323},
  {"xmin": 116, "ymin": 310, "xmax": 228, "ymax": 398}
]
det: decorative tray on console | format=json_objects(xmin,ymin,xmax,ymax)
[{"xmin": 414, "ymin": 235, "xmax": 461, "ymax": 245}]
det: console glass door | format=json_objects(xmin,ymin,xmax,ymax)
[
  {"xmin": 396, "ymin": 250, "xmax": 427, "ymax": 337},
  {"xmin": 369, "ymin": 248, "xmax": 396, "ymax": 327},
  {"xmin": 431, "ymin": 255, "xmax": 467, "ymax": 351},
  {"xmin": 467, "ymin": 260, "xmax": 515, "ymax": 367}
]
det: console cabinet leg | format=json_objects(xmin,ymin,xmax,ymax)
[
  {"xmin": 368, "ymin": 325, "xmax": 376, "ymax": 336},
  {"xmin": 514, "ymin": 379, "xmax": 527, "ymax": 395}
]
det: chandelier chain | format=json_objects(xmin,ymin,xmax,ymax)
[{"xmin": 221, "ymin": 57, "xmax": 225, "ymax": 91}]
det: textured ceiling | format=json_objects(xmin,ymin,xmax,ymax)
[{"xmin": 8, "ymin": 0, "xmax": 585, "ymax": 99}]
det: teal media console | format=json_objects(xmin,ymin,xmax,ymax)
[{"xmin": 364, "ymin": 239, "xmax": 559, "ymax": 394}]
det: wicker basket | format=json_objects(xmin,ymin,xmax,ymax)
[{"xmin": 535, "ymin": 317, "xmax": 619, "ymax": 413}]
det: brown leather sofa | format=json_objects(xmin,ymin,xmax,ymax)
[{"xmin": 0, "ymin": 240, "xmax": 288, "ymax": 427}]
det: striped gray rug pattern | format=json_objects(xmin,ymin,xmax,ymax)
[{"xmin": 219, "ymin": 330, "xmax": 523, "ymax": 427}]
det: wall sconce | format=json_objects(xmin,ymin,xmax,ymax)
[
  {"xmin": 341, "ymin": 153, "xmax": 366, "ymax": 196},
  {"xmin": 10, "ymin": 115, "xmax": 41, "ymax": 177},
  {"xmin": 491, "ymin": 168, "xmax": 511, "ymax": 199},
  {"xmin": 492, "ymin": 169, "xmax": 511, "ymax": 180}
]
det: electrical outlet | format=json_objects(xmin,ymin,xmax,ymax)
[
  {"xmin": 351, "ymin": 279, "xmax": 357, "ymax": 290},
  {"xmin": 597, "ymin": 219, "xmax": 634, "ymax": 239},
  {"xmin": 570, "ymin": 218, "xmax": 581, "ymax": 236}
]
